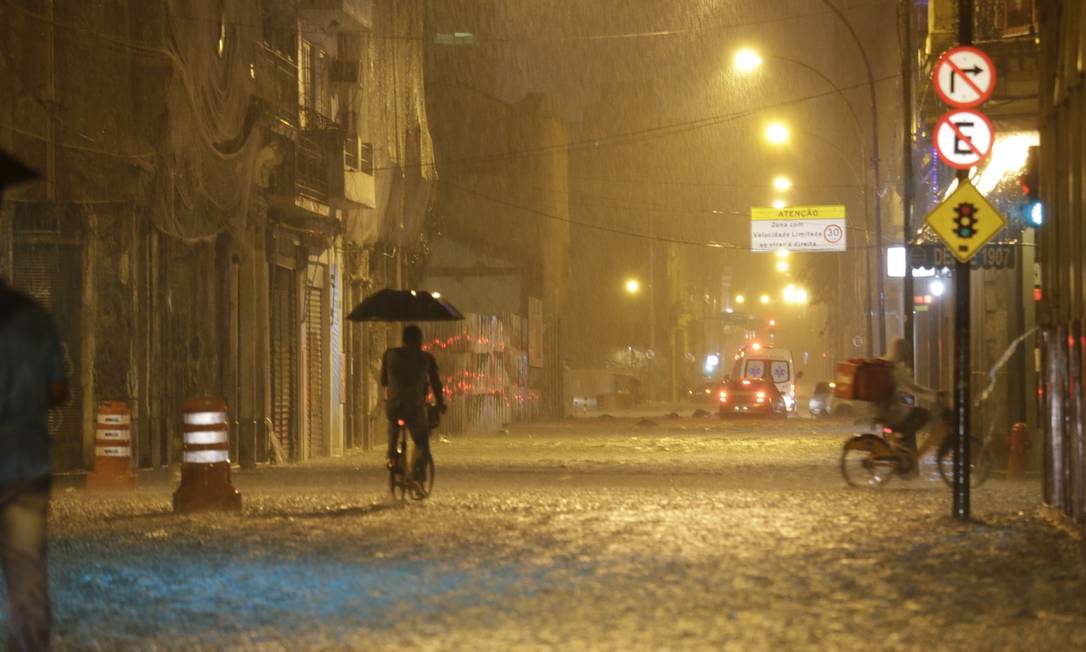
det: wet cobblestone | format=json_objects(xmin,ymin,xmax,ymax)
[{"xmin": 26, "ymin": 415, "xmax": 1085, "ymax": 650}]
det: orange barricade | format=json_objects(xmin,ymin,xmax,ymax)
[
  {"xmin": 85, "ymin": 401, "xmax": 136, "ymax": 491},
  {"xmin": 172, "ymin": 397, "xmax": 241, "ymax": 513}
]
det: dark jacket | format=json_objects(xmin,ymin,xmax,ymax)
[
  {"xmin": 380, "ymin": 346, "xmax": 444, "ymax": 420},
  {"xmin": 0, "ymin": 281, "xmax": 65, "ymax": 484}
]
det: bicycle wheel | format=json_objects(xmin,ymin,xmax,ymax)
[
  {"xmin": 937, "ymin": 436, "xmax": 994, "ymax": 488},
  {"xmin": 840, "ymin": 435, "xmax": 897, "ymax": 487},
  {"xmin": 389, "ymin": 430, "xmax": 408, "ymax": 502},
  {"xmin": 410, "ymin": 456, "xmax": 434, "ymax": 501}
]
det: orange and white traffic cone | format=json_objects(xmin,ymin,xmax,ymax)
[
  {"xmin": 85, "ymin": 401, "xmax": 136, "ymax": 491},
  {"xmin": 172, "ymin": 397, "xmax": 241, "ymax": 513}
]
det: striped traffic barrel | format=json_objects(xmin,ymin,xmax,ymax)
[
  {"xmin": 172, "ymin": 397, "xmax": 241, "ymax": 513},
  {"xmin": 85, "ymin": 401, "xmax": 136, "ymax": 490}
]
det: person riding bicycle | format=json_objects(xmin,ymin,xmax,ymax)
[
  {"xmin": 381, "ymin": 324, "xmax": 446, "ymax": 481},
  {"xmin": 875, "ymin": 337, "xmax": 941, "ymax": 465}
]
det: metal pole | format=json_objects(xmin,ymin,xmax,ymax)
[
  {"xmin": 821, "ymin": 0, "xmax": 886, "ymax": 355},
  {"xmin": 648, "ymin": 212, "xmax": 655, "ymax": 401},
  {"xmin": 765, "ymin": 53, "xmax": 874, "ymax": 356},
  {"xmin": 901, "ymin": 0, "xmax": 916, "ymax": 367},
  {"xmin": 953, "ymin": 0, "xmax": 974, "ymax": 521}
]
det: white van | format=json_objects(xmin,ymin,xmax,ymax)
[{"xmin": 732, "ymin": 345, "xmax": 799, "ymax": 412}]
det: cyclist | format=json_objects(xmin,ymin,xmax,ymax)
[
  {"xmin": 380, "ymin": 324, "xmax": 446, "ymax": 481},
  {"xmin": 876, "ymin": 336, "xmax": 941, "ymax": 469}
]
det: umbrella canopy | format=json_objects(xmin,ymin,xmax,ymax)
[
  {"xmin": 348, "ymin": 289, "xmax": 464, "ymax": 322},
  {"xmin": 0, "ymin": 150, "xmax": 39, "ymax": 193}
]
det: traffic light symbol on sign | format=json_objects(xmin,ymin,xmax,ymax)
[
  {"xmin": 924, "ymin": 179, "xmax": 1006, "ymax": 264},
  {"xmin": 953, "ymin": 202, "xmax": 978, "ymax": 248}
]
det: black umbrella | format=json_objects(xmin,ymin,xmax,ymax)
[
  {"xmin": 348, "ymin": 289, "xmax": 464, "ymax": 322},
  {"xmin": 0, "ymin": 150, "xmax": 39, "ymax": 194}
]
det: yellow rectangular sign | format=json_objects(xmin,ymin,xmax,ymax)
[
  {"xmin": 750, "ymin": 205, "xmax": 847, "ymax": 221},
  {"xmin": 750, "ymin": 205, "xmax": 847, "ymax": 252}
]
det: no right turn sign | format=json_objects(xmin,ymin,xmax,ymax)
[{"xmin": 934, "ymin": 46, "xmax": 996, "ymax": 108}]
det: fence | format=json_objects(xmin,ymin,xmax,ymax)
[{"xmin": 424, "ymin": 313, "xmax": 542, "ymax": 433}]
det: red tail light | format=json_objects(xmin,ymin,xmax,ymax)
[
  {"xmin": 756, "ymin": 391, "xmax": 766, "ymax": 403},
  {"xmin": 719, "ymin": 390, "xmax": 728, "ymax": 403},
  {"xmin": 397, "ymin": 419, "xmax": 406, "ymax": 427}
]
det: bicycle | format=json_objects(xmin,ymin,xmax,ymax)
[
  {"xmin": 387, "ymin": 411, "xmax": 438, "ymax": 502},
  {"xmin": 840, "ymin": 406, "xmax": 995, "ymax": 488}
]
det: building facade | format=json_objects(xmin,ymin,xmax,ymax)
[
  {"xmin": 0, "ymin": 0, "xmax": 434, "ymax": 470},
  {"xmin": 1036, "ymin": 0, "xmax": 1086, "ymax": 525}
]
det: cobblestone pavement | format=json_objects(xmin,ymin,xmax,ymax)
[{"xmin": 25, "ymin": 413, "xmax": 1086, "ymax": 651}]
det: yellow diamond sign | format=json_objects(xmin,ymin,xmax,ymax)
[{"xmin": 925, "ymin": 180, "xmax": 1006, "ymax": 263}]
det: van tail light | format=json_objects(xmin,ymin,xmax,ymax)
[
  {"xmin": 756, "ymin": 391, "xmax": 766, "ymax": 403},
  {"xmin": 719, "ymin": 390, "xmax": 728, "ymax": 403}
]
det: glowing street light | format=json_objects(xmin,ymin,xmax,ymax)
[
  {"xmin": 775, "ymin": 249, "xmax": 790, "ymax": 260},
  {"xmin": 734, "ymin": 48, "xmax": 764, "ymax": 72},
  {"xmin": 765, "ymin": 121, "xmax": 790, "ymax": 145},
  {"xmin": 772, "ymin": 176, "xmax": 793, "ymax": 191},
  {"xmin": 771, "ymin": 199, "xmax": 787, "ymax": 210},
  {"xmin": 930, "ymin": 279, "xmax": 946, "ymax": 297},
  {"xmin": 782, "ymin": 284, "xmax": 810, "ymax": 305},
  {"xmin": 759, "ymin": 294, "xmax": 771, "ymax": 305},
  {"xmin": 776, "ymin": 260, "xmax": 789, "ymax": 273},
  {"xmin": 624, "ymin": 278, "xmax": 641, "ymax": 295},
  {"xmin": 735, "ymin": 294, "xmax": 746, "ymax": 305}
]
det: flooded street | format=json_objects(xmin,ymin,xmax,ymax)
[{"xmin": 41, "ymin": 413, "xmax": 1082, "ymax": 651}]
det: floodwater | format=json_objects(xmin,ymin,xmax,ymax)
[{"xmin": 32, "ymin": 413, "xmax": 1085, "ymax": 651}]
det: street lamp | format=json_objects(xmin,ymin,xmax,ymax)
[
  {"xmin": 819, "ymin": 0, "xmax": 886, "ymax": 356},
  {"xmin": 734, "ymin": 48, "xmax": 764, "ymax": 72},
  {"xmin": 624, "ymin": 278, "xmax": 641, "ymax": 295},
  {"xmin": 776, "ymin": 260, "xmax": 789, "ymax": 273},
  {"xmin": 735, "ymin": 294, "xmax": 746, "ymax": 305},
  {"xmin": 759, "ymin": 294, "xmax": 771, "ymax": 305},
  {"xmin": 772, "ymin": 176, "xmax": 793, "ymax": 191},
  {"xmin": 733, "ymin": 45, "xmax": 878, "ymax": 356},
  {"xmin": 771, "ymin": 199, "xmax": 787, "ymax": 210},
  {"xmin": 765, "ymin": 121, "xmax": 790, "ymax": 145}
]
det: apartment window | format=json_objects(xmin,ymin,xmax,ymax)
[{"xmin": 299, "ymin": 40, "xmax": 314, "ymax": 127}]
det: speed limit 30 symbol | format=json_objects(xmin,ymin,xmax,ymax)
[
  {"xmin": 823, "ymin": 224, "xmax": 844, "ymax": 244},
  {"xmin": 934, "ymin": 109, "xmax": 994, "ymax": 170}
]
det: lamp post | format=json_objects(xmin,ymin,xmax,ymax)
[
  {"xmin": 734, "ymin": 48, "xmax": 876, "ymax": 357},
  {"xmin": 819, "ymin": 0, "xmax": 887, "ymax": 356}
]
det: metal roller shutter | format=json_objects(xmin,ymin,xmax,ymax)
[
  {"xmin": 270, "ymin": 266, "xmax": 297, "ymax": 462},
  {"xmin": 304, "ymin": 267, "xmax": 325, "ymax": 458}
]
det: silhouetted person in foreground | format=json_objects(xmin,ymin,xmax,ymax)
[
  {"xmin": 0, "ymin": 277, "xmax": 66, "ymax": 651},
  {"xmin": 381, "ymin": 324, "xmax": 445, "ymax": 480}
]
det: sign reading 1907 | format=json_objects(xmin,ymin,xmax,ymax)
[{"xmin": 908, "ymin": 243, "xmax": 1015, "ymax": 270}]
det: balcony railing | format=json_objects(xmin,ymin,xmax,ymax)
[
  {"xmin": 254, "ymin": 44, "xmax": 299, "ymax": 127},
  {"xmin": 974, "ymin": 0, "xmax": 1036, "ymax": 41}
]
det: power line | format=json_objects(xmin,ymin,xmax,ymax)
[
  {"xmin": 165, "ymin": 1, "xmax": 896, "ymax": 44},
  {"xmin": 420, "ymin": 73, "xmax": 898, "ymax": 178},
  {"xmin": 447, "ymin": 183, "xmax": 880, "ymax": 252}
]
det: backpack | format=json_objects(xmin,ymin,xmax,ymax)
[{"xmin": 834, "ymin": 358, "xmax": 895, "ymax": 403}]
